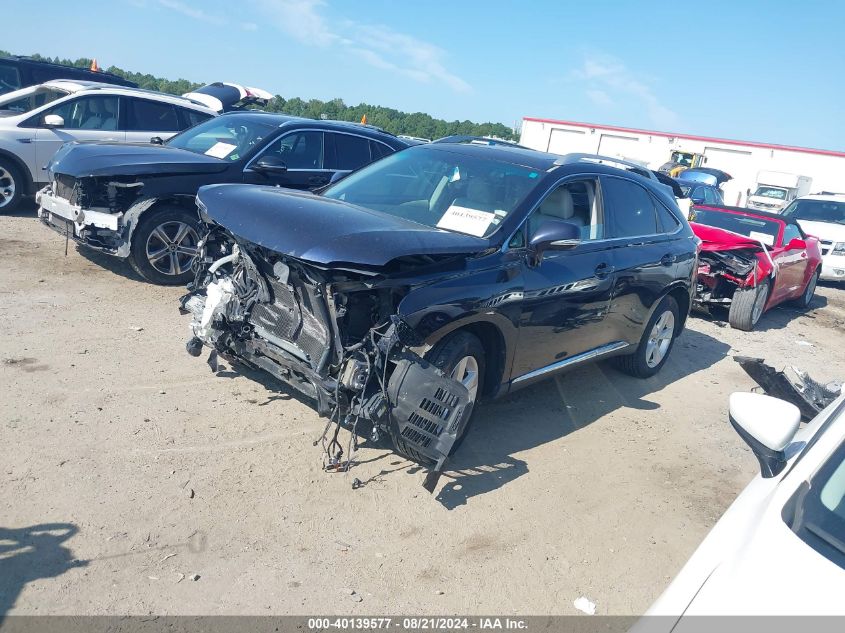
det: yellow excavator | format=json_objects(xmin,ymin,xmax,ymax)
[{"xmin": 658, "ymin": 150, "xmax": 707, "ymax": 178}]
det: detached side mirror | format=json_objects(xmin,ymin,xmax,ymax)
[
  {"xmin": 528, "ymin": 220, "xmax": 581, "ymax": 262},
  {"xmin": 150, "ymin": 136, "xmax": 164, "ymax": 145},
  {"xmin": 787, "ymin": 237, "xmax": 807, "ymax": 250},
  {"xmin": 729, "ymin": 392, "xmax": 801, "ymax": 478},
  {"xmin": 43, "ymin": 114, "xmax": 64, "ymax": 128},
  {"xmin": 251, "ymin": 155, "xmax": 287, "ymax": 174}
]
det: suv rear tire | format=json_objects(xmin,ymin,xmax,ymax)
[
  {"xmin": 392, "ymin": 331, "xmax": 485, "ymax": 463},
  {"xmin": 0, "ymin": 159, "xmax": 24, "ymax": 213},
  {"xmin": 129, "ymin": 206, "xmax": 201, "ymax": 285},
  {"xmin": 614, "ymin": 295, "xmax": 679, "ymax": 378}
]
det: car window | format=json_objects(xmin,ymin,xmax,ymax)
[
  {"xmin": 166, "ymin": 115, "xmax": 277, "ymax": 161},
  {"xmin": 783, "ymin": 223, "xmax": 803, "ymax": 246},
  {"xmin": 783, "ymin": 441, "xmax": 845, "ymax": 571},
  {"xmin": 179, "ymin": 108, "xmax": 213, "ymax": 130},
  {"xmin": 655, "ymin": 196, "xmax": 681, "ymax": 233},
  {"xmin": 323, "ymin": 145, "xmax": 538, "ymax": 238},
  {"xmin": 783, "ymin": 199, "xmax": 845, "ymax": 225},
  {"xmin": 1, "ymin": 87, "xmax": 68, "ymax": 115},
  {"xmin": 370, "ymin": 140, "xmax": 392, "ymax": 161},
  {"xmin": 42, "ymin": 95, "xmax": 119, "ymax": 131},
  {"xmin": 329, "ymin": 133, "xmax": 371, "ymax": 171},
  {"xmin": 703, "ymin": 187, "xmax": 720, "ymax": 205},
  {"xmin": 690, "ymin": 208, "xmax": 781, "ymax": 246},
  {"xmin": 602, "ymin": 176, "xmax": 659, "ymax": 238},
  {"xmin": 127, "ymin": 98, "xmax": 181, "ymax": 132},
  {"xmin": 271, "ymin": 131, "xmax": 324, "ymax": 170},
  {"xmin": 0, "ymin": 63, "xmax": 21, "ymax": 95},
  {"xmin": 526, "ymin": 179, "xmax": 604, "ymax": 242}
]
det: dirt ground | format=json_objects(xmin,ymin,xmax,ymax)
[{"xmin": 1, "ymin": 202, "xmax": 844, "ymax": 617}]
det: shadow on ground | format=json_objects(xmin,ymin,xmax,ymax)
[
  {"xmin": 433, "ymin": 327, "xmax": 731, "ymax": 509},
  {"xmin": 0, "ymin": 523, "xmax": 86, "ymax": 619}
]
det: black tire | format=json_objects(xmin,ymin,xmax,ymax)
[
  {"xmin": 794, "ymin": 268, "xmax": 820, "ymax": 309},
  {"xmin": 614, "ymin": 295, "xmax": 679, "ymax": 378},
  {"xmin": 728, "ymin": 279, "xmax": 770, "ymax": 331},
  {"xmin": 128, "ymin": 206, "xmax": 201, "ymax": 285},
  {"xmin": 0, "ymin": 158, "xmax": 24, "ymax": 213},
  {"xmin": 392, "ymin": 331, "xmax": 486, "ymax": 463}
]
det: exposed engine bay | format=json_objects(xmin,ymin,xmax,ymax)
[
  {"xmin": 179, "ymin": 227, "xmax": 472, "ymax": 492},
  {"xmin": 695, "ymin": 248, "xmax": 760, "ymax": 306}
]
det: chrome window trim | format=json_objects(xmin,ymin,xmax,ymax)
[{"xmin": 512, "ymin": 341, "xmax": 630, "ymax": 384}]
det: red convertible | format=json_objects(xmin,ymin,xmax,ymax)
[{"xmin": 689, "ymin": 205, "xmax": 823, "ymax": 330}]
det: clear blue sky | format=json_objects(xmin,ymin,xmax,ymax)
[{"xmin": 5, "ymin": 0, "xmax": 844, "ymax": 150}]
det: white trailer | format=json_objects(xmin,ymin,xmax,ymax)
[
  {"xmin": 746, "ymin": 171, "xmax": 812, "ymax": 213},
  {"xmin": 520, "ymin": 117, "xmax": 845, "ymax": 206}
]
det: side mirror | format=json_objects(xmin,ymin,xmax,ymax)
[
  {"xmin": 150, "ymin": 136, "xmax": 164, "ymax": 145},
  {"xmin": 528, "ymin": 220, "xmax": 581, "ymax": 261},
  {"xmin": 729, "ymin": 392, "xmax": 800, "ymax": 478},
  {"xmin": 43, "ymin": 114, "xmax": 64, "ymax": 128},
  {"xmin": 787, "ymin": 237, "xmax": 806, "ymax": 250},
  {"xmin": 690, "ymin": 195, "xmax": 705, "ymax": 205},
  {"xmin": 251, "ymin": 155, "xmax": 287, "ymax": 174}
]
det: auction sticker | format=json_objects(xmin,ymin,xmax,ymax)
[
  {"xmin": 205, "ymin": 142, "xmax": 237, "ymax": 159},
  {"xmin": 437, "ymin": 204, "xmax": 494, "ymax": 237}
]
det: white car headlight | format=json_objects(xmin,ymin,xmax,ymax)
[{"xmin": 833, "ymin": 242, "xmax": 845, "ymax": 254}]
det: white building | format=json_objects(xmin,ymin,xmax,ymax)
[{"xmin": 519, "ymin": 116, "xmax": 845, "ymax": 206}]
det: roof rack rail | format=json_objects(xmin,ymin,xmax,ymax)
[
  {"xmin": 432, "ymin": 135, "xmax": 527, "ymax": 148},
  {"xmin": 554, "ymin": 153, "xmax": 657, "ymax": 181}
]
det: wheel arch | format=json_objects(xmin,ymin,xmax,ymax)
[{"xmin": 0, "ymin": 149, "xmax": 35, "ymax": 195}]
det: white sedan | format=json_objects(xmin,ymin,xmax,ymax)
[{"xmin": 642, "ymin": 389, "xmax": 845, "ymax": 626}]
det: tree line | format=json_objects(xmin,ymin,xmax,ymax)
[{"xmin": 3, "ymin": 51, "xmax": 518, "ymax": 141}]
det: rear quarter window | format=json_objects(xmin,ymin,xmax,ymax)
[
  {"xmin": 0, "ymin": 63, "xmax": 22, "ymax": 95},
  {"xmin": 602, "ymin": 176, "xmax": 659, "ymax": 238}
]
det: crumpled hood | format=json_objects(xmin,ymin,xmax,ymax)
[
  {"xmin": 691, "ymin": 222, "xmax": 767, "ymax": 252},
  {"xmin": 197, "ymin": 183, "xmax": 490, "ymax": 267},
  {"xmin": 48, "ymin": 142, "xmax": 230, "ymax": 178}
]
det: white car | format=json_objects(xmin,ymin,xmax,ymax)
[
  {"xmin": 0, "ymin": 80, "xmax": 269, "ymax": 212},
  {"xmin": 781, "ymin": 194, "xmax": 845, "ymax": 282},
  {"xmin": 642, "ymin": 390, "xmax": 845, "ymax": 626}
]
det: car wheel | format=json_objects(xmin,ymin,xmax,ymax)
[
  {"xmin": 129, "ymin": 206, "xmax": 201, "ymax": 285},
  {"xmin": 0, "ymin": 159, "xmax": 24, "ymax": 213},
  {"xmin": 392, "ymin": 331, "xmax": 486, "ymax": 462},
  {"xmin": 794, "ymin": 268, "xmax": 820, "ymax": 309},
  {"xmin": 728, "ymin": 279, "xmax": 770, "ymax": 331},
  {"xmin": 614, "ymin": 295, "xmax": 679, "ymax": 378}
]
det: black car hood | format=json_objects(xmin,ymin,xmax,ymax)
[
  {"xmin": 48, "ymin": 142, "xmax": 230, "ymax": 178},
  {"xmin": 197, "ymin": 184, "xmax": 490, "ymax": 267}
]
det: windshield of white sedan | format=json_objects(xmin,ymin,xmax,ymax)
[
  {"xmin": 691, "ymin": 208, "xmax": 781, "ymax": 245},
  {"xmin": 166, "ymin": 116, "xmax": 277, "ymax": 161},
  {"xmin": 0, "ymin": 86, "xmax": 68, "ymax": 114},
  {"xmin": 322, "ymin": 147, "xmax": 539, "ymax": 237},
  {"xmin": 782, "ymin": 199, "xmax": 845, "ymax": 225}
]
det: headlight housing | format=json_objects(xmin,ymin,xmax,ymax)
[{"xmin": 833, "ymin": 242, "xmax": 845, "ymax": 255}]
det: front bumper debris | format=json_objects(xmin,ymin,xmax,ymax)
[
  {"xmin": 734, "ymin": 356, "xmax": 842, "ymax": 419},
  {"xmin": 37, "ymin": 187, "xmax": 126, "ymax": 255}
]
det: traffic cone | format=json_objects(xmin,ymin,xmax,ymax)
[
  {"xmin": 90, "ymin": 59, "xmax": 100, "ymax": 72},
  {"xmin": 360, "ymin": 114, "xmax": 367, "ymax": 125}
]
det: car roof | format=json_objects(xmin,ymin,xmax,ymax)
[
  {"xmin": 415, "ymin": 141, "xmax": 562, "ymax": 170},
  {"xmin": 218, "ymin": 112, "xmax": 409, "ymax": 143},
  {"xmin": 50, "ymin": 82, "xmax": 217, "ymax": 111},
  {"xmin": 799, "ymin": 193, "xmax": 845, "ymax": 203}
]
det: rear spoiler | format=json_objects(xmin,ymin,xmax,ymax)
[{"xmin": 183, "ymin": 82, "xmax": 273, "ymax": 112}]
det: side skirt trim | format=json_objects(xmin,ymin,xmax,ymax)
[{"xmin": 511, "ymin": 341, "xmax": 630, "ymax": 384}]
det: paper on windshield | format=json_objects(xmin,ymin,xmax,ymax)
[
  {"xmin": 749, "ymin": 231, "xmax": 775, "ymax": 246},
  {"xmin": 437, "ymin": 205, "xmax": 495, "ymax": 237},
  {"xmin": 205, "ymin": 142, "xmax": 237, "ymax": 159}
]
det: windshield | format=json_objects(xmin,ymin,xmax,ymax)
[
  {"xmin": 691, "ymin": 208, "xmax": 781, "ymax": 246},
  {"xmin": 782, "ymin": 199, "xmax": 845, "ymax": 225},
  {"xmin": 322, "ymin": 147, "xmax": 540, "ymax": 238},
  {"xmin": 671, "ymin": 151, "xmax": 693, "ymax": 167},
  {"xmin": 0, "ymin": 86, "xmax": 68, "ymax": 114},
  {"xmin": 753, "ymin": 186, "xmax": 788, "ymax": 200},
  {"xmin": 166, "ymin": 115, "xmax": 277, "ymax": 161}
]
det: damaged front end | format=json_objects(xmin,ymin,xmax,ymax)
[
  {"xmin": 37, "ymin": 173, "xmax": 148, "ymax": 256},
  {"xmin": 180, "ymin": 227, "xmax": 471, "ymax": 492},
  {"xmin": 695, "ymin": 247, "xmax": 763, "ymax": 309}
]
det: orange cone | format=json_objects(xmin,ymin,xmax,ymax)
[
  {"xmin": 90, "ymin": 59, "xmax": 100, "ymax": 72},
  {"xmin": 360, "ymin": 114, "xmax": 367, "ymax": 125}
]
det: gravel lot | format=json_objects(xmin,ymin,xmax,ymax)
[{"xmin": 2, "ymin": 203, "xmax": 844, "ymax": 616}]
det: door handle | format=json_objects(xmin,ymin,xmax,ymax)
[
  {"xmin": 661, "ymin": 254, "xmax": 677, "ymax": 266},
  {"xmin": 595, "ymin": 262, "xmax": 615, "ymax": 278}
]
